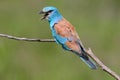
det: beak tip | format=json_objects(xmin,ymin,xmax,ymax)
[
  {"xmin": 40, "ymin": 17, "xmax": 44, "ymax": 20},
  {"xmin": 39, "ymin": 11, "xmax": 44, "ymax": 14},
  {"xmin": 38, "ymin": 10, "xmax": 45, "ymax": 20}
]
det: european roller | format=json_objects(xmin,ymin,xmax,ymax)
[{"xmin": 39, "ymin": 6, "xmax": 97, "ymax": 69}]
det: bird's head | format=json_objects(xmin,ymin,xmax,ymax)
[{"xmin": 39, "ymin": 6, "xmax": 62, "ymax": 22}]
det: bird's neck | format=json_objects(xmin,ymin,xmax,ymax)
[{"xmin": 48, "ymin": 12, "xmax": 63, "ymax": 28}]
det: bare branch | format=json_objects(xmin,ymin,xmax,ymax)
[
  {"xmin": 0, "ymin": 33, "xmax": 120, "ymax": 80},
  {"xmin": 0, "ymin": 34, "xmax": 55, "ymax": 42},
  {"xmin": 86, "ymin": 48, "xmax": 120, "ymax": 80}
]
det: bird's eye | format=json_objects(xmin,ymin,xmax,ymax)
[{"xmin": 48, "ymin": 10, "xmax": 53, "ymax": 13}]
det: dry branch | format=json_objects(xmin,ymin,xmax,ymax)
[
  {"xmin": 86, "ymin": 48, "xmax": 120, "ymax": 80},
  {"xmin": 0, "ymin": 33, "xmax": 120, "ymax": 80},
  {"xmin": 0, "ymin": 34, "xmax": 55, "ymax": 42}
]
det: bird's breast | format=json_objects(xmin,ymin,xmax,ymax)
[{"xmin": 51, "ymin": 28, "xmax": 68, "ymax": 44}]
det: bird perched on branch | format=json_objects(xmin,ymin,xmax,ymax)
[{"xmin": 39, "ymin": 6, "xmax": 97, "ymax": 69}]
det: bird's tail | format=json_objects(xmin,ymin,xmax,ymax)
[
  {"xmin": 80, "ymin": 55, "xmax": 97, "ymax": 69},
  {"xmin": 77, "ymin": 42, "xmax": 97, "ymax": 69}
]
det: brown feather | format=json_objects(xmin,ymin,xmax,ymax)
[{"xmin": 54, "ymin": 18, "xmax": 81, "ymax": 52}]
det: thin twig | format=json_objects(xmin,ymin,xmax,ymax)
[
  {"xmin": 0, "ymin": 33, "xmax": 120, "ymax": 80},
  {"xmin": 0, "ymin": 34, "xmax": 55, "ymax": 42},
  {"xmin": 86, "ymin": 48, "xmax": 120, "ymax": 80}
]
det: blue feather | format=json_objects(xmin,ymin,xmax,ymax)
[{"xmin": 80, "ymin": 57, "xmax": 97, "ymax": 69}]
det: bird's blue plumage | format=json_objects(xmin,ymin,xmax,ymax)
[
  {"xmin": 42, "ymin": 7, "xmax": 66, "ymax": 45},
  {"xmin": 40, "ymin": 6, "xmax": 97, "ymax": 69},
  {"xmin": 42, "ymin": 6, "xmax": 63, "ymax": 27},
  {"xmin": 43, "ymin": 7, "xmax": 68, "ymax": 45}
]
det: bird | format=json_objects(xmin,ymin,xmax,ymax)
[{"xmin": 39, "ymin": 6, "xmax": 97, "ymax": 69}]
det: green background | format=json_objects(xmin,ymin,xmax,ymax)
[{"xmin": 0, "ymin": 0, "xmax": 120, "ymax": 80}]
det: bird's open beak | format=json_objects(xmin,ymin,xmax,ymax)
[
  {"xmin": 39, "ymin": 11, "xmax": 47, "ymax": 20},
  {"xmin": 39, "ymin": 11, "xmax": 44, "ymax": 14}
]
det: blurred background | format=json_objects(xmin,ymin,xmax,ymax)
[{"xmin": 0, "ymin": 0, "xmax": 120, "ymax": 80}]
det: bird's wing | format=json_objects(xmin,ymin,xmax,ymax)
[
  {"xmin": 54, "ymin": 18, "xmax": 82, "ymax": 52},
  {"xmin": 54, "ymin": 18, "xmax": 79, "ymax": 40}
]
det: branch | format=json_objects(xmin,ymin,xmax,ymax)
[
  {"xmin": 86, "ymin": 48, "xmax": 120, "ymax": 80},
  {"xmin": 0, "ymin": 34, "xmax": 55, "ymax": 42},
  {"xmin": 0, "ymin": 33, "xmax": 120, "ymax": 80}
]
